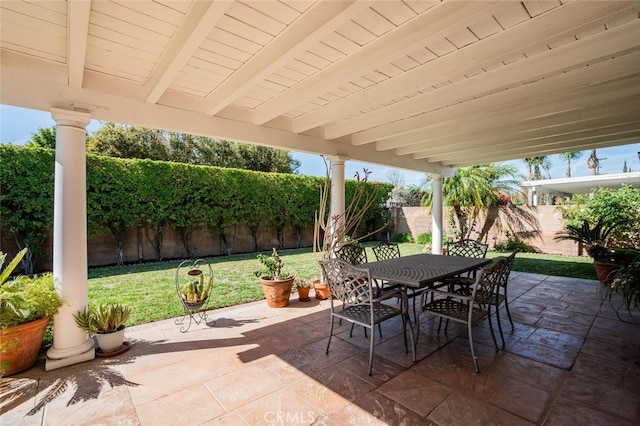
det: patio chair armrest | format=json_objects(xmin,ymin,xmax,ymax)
[
  {"xmin": 373, "ymin": 286, "xmax": 403, "ymax": 303},
  {"xmin": 419, "ymin": 288, "xmax": 473, "ymax": 306}
]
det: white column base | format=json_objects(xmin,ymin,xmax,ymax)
[{"xmin": 45, "ymin": 339, "xmax": 95, "ymax": 370}]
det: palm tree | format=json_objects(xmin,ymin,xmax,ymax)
[
  {"xmin": 422, "ymin": 163, "xmax": 521, "ymax": 238},
  {"xmin": 587, "ymin": 149, "xmax": 599, "ymax": 175},
  {"xmin": 522, "ymin": 156, "xmax": 549, "ymax": 180},
  {"xmin": 558, "ymin": 151, "xmax": 583, "ymax": 178}
]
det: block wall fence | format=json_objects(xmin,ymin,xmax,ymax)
[{"xmin": 0, "ymin": 205, "xmax": 582, "ymax": 272}]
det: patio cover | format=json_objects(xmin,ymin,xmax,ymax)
[
  {"xmin": 1, "ymin": 1, "xmax": 639, "ymax": 171},
  {"xmin": 521, "ymin": 172, "xmax": 640, "ymax": 205},
  {"xmin": 1, "ymin": 1, "xmax": 639, "ymax": 370}
]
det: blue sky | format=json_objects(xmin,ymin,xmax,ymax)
[{"xmin": 2, "ymin": 104, "xmax": 639, "ymax": 186}]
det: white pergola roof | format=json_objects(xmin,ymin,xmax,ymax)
[
  {"xmin": 521, "ymin": 171, "xmax": 640, "ymax": 195},
  {"xmin": 2, "ymin": 0, "xmax": 639, "ymax": 176}
]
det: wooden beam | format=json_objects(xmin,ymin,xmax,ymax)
[
  {"xmin": 203, "ymin": 0, "xmax": 366, "ymax": 116},
  {"xmin": 251, "ymin": 1, "xmax": 501, "ymax": 125},
  {"xmin": 145, "ymin": 0, "xmax": 229, "ymax": 104},
  {"xmin": 67, "ymin": 0, "xmax": 91, "ymax": 88}
]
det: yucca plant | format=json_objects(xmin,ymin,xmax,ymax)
[{"xmin": 74, "ymin": 303, "xmax": 131, "ymax": 334}]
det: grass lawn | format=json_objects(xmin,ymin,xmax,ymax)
[{"xmin": 86, "ymin": 243, "xmax": 597, "ymax": 327}]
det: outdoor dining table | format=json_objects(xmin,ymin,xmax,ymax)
[
  {"xmin": 362, "ymin": 253, "xmax": 491, "ymax": 290},
  {"xmin": 361, "ymin": 253, "xmax": 492, "ymax": 339}
]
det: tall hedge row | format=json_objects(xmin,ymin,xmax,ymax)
[{"xmin": 1, "ymin": 145, "xmax": 393, "ymax": 266}]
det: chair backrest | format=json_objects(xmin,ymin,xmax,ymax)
[
  {"xmin": 372, "ymin": 241, "xmax": 401, "ymax": 261},
  {"xmin": 334, "ymin": 243, "xmax": 368, "ymax": 265},
  {"xmin": 472, "ymin": 258, "xmax": 506, "ymax": 303},
  {"xmin": 319, "ymin": 259, "xmax": 373, "ymax": 307},
  {"xmin": 447, "ymin": 239, "xmax": 489, "ymax": 258},
  {"xmin": 497, "ymin": 249, "xmax": 519, "ymax": 291}
]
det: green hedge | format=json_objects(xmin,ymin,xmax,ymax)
[{"xmin": 1, "ymin": 145, "xmax": 393, "ymax": 266}]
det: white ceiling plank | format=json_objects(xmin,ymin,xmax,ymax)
[
  {"xmin": 252, "ymin": 1, "xmax": 503, "ymax": 125},
  {"xmin": 145, "ymin": 0, "xmax": 230, "ymax": 104},
  {"xmin": 203, "ymin": 0, "xmax": 368, "ymax": 116},
  {"xmin": 386, "ymin": 76, "xmax": 639, "ymax": 158},
  {"xmin": 245, "ymin": 0, "xmax": 301, "ymax": 25},
  {"xmin": 226, "ymin": 1, "xmax": 287, "ymax": 36},
  {"xmin": 2, "ymin": 1, "xmax": 639, "ymax": 173},
  {"xmin": 327, "ymin": 18, "xmax": 640, "ymax": 140},
  {"xmin": 91, "ymin": 1, "xmax": 176, "ymax": 36},
  {"xmin": 314, "ymin": 1, "xmax": 637, "ymax": 138},
  {"xmin": 425, "ymin": 120, "xmax": 640, "ymax": 163},
  {"xmin": 451, "ymin": 137, "xmax": 640, "ymax": 167},
  {"xmin": 1, "ymin": 20, "xmax": 66, "ymax": 62},
  {"xmin": 387, "ymin": 64, "xmax": 640, "ymax": 157},
  {"xmin": 392, "ymin": 96, "xmax": 640, "ymax": 157},
  {"xmin": 1, "ymin": 49, "xmax": 449, "ymax": 176},
  {"xmin": 440, "ymin": 132, "xmax": 640, "ymax": 166},
  {"xmin": 353, "ymin": 49, "xmax": 640, "ymax": 148}
]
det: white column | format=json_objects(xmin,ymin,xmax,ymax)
[
  {"xmin": 431, "ymin": 174, "xmax": 443, "ymax": 255},
  {"xmin": 46, "ymin": 108, "xmax": 95, "ymax": 370},
  {"xmin": 329, "ymin": 157, "xmax": 346, "ymax": 248}
]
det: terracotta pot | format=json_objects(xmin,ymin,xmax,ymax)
[
  {"xmin": 260, "ymin": 277, "xmax": 294, "ymax": 308},
  {"xmin": 594, "ymin": 261, "xmax": 623, "ymax": 286},
  {"xmin": 314, "ymin": 282, "xmax": 330, "ymax": 300},
  {"xmin": 297, "ymin": 287, "xmax": 311, "ymax": 302},
  {"xmin": 0, "ymin": 315, "xmax": 50, "ymax": 377}
]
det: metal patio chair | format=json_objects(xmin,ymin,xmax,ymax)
[
  {"xmin": 449, "ymin": 250, "xmax": 519, "ymax": 347},
  {"xmin": 319, "ymin": 258, "xmax": 415, "ymax": 375},
  {"xmin": 417, "ymin": 258, "xmax": 505, "ymax": 372}
]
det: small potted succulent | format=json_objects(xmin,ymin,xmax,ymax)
[
  {"xmin": 74, "ymin": 303, "xmax": 131, "ymax": 354},
  {"xmin": 294, "ymin": 279, "xmax": 313, "ymax": 302},
  {"xmin": 255, "ymin": 248, "xmax": 294, "ymax": 308}
]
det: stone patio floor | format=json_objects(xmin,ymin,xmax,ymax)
[{"xmin": 2, "ymin": 271, "xmax": 639, "ymax": 425}]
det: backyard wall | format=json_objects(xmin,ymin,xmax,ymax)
[
  {"xmin": 392, "ymin": 205, "xmax": 583, "ymax": 256},
  {"xmin": 1, "ymin": 205, "xmax": 581, "ymax": 272},
  {"xmin": 0, "ymin": 224, "xmax": 315, "ymax": 272}
]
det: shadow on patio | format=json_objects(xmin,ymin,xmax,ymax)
[{"xmin": 2, "ymin": 272, "xmax": 639, "ymax": 425}]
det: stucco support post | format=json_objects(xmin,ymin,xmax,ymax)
[
  {"xmin": 329, "ymin": 157, "xmax": 346, "ymax": 251},
  {"xmin": 431, "ymin": 174, "xmax": 443, "ymax": 255},
  {"xmin": 46, "ymin": 108, "xmax": 95, "ymax": 370}
]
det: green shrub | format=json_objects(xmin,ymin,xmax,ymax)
[
  {"xmin": 1, "ymin": 145, "xmax": 393, "ymax": 266},
  {"xmin": 416, "ymin": 232, "xmax": 432, "ymax": 245},
  {"xmin": 392, "ymin": 233, "xmax": 414, "ymax": 243},
  {"xmin": 494, "ymin": 237, "xmax": 534, "ymax": 253},
  {"xmin": 557, "ymin": 186, "xmax": 640, "ymax": 249}
]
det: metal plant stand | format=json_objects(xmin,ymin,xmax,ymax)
[{"xmin": 174, "ymin": 259, "xmax": 213, "ymax": 332}]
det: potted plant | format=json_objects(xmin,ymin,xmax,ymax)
[
  {"xmin": 178, "ymin": 267, "xmax": 211, "ymax": 312},
  {"xmin": 255, "ymin": 248, "xmax": 295, "ymax": 308},
  {"xmin": 74, "ymin": 303, "xmax": 131, "ymax": 354},
  {"xmin": 312, "ymin": 277, "xmax": 330, "ymax": 300},
  {"xmin": 1, "ymin": 248, "xmax": 63, "ymax": 376},
  {"xmin": 555, "ymin": 217, "xmax": 625, "ymax": 285},
  {"xmin": 604, "ymin": 260, "xmax": 640, "ymax": 319},
  {"xmin": 294, "ymin": 279, "xmax": 313, "ymax": 302}
]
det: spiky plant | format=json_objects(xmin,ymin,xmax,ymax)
[{"xmin": 74, "ymin": 303, "xmax": 131, "ymax": 334}]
